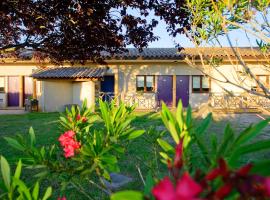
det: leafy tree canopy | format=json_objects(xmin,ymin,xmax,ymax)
[{"xmin": 0, "ymin": 0, "xmax": 188, "ymax": 64}]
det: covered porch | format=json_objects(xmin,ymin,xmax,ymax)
[{"xmin": 32, "ymin": 67, "xmax": 108, "ymax": 112}]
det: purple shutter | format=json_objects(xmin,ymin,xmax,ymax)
[
  {"xmin": 8, "ymin": 76, "xmax": 19, "ymax": 107},
  {"xmin": 176, "ymin": 75, "xmax": 189, "ymax": 107},
  {"xmin": 157, "ymin": 75, "xmax": 173, "ymax": 106}
]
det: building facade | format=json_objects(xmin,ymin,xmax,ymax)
[{"xmin": 0, "ymin": 48, "xmax": 269, "ymax": 112}]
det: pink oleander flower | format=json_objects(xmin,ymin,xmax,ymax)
[
  {"xmin": 58, "ymin": 130, "xmax": 80, "ymax": 158},
  {"xmin": 58, "ymin": 130, "xmax": 76, "ymax": 147},
  {"xmin": 152, "ymin": 173, "xmax": 202, "ymax": 200}
]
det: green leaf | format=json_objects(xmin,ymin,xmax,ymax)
[
  {"xmin": 100, "ymin": 155, "xmax": 117, "ymax": 165},
  {"xmin": 238, "ymin": 139, "xmax": 270, "ymax": 155},
  {"xmin": 168, "ymin": 121, "xmax": 179, "ymax": 143},
  {"xmin": 14, "ymin": 160, "xmax": 22, "ymax": 179},
  {"xmin": 111, "ymin": 191, "xmax": 143, "ymax": 200},
  {"xmin": 0, "ymin": 156, "xmax": 10, "ymax": 190},
  {"xmin": 42, "ymin": 187, "xmax": 52, "ymax": 200},
  {"xmin": 13, "ymin": 178, "xmax": 31, "ymax": 199},
  {"xmin": 4, "ymin": 137, "xmax": 25, "ymax": 151},
  {"xmin": 157, "ymin": 139, "xmax": 174, "ymax": 153},
  {"xmin": 196, "ymin": 113, "xmax": 212, "ymax": 134},
  {"xmin": 128, "ymin": 130, "xmax": 145, "ymax": 140},
  {"xmin": 29, "ymin": 127, "xmax": 36, "ymax": 147},
  {"xmin": 32, "ymin": 182, "xmax": 39, "ymax": 200},
  {"xmin": 233, "ymin": 118, "xmax": 270, "ymax": 146},
  {"xmin": 185, "ymin": 105, "xmax": 192, "ymax": 128},
  {"xmin": 159, "ymin": 152, "xmax": 170, "ymax": 161},
  {"xmin": 143, "ymin": 172, "xmax": 155, "ymax": 196},
  {"xmin": 176, "ymin": 101, "xmax": 184, "ymax": 131},
  {"xmin": 251, "ymin": 160, "xmax": 270, "ymax": 176},
  {"xmin": 217, "ymin": 124, "xmax": 234, "ymax": 158},
  {"xmin": 229, "ymin": 139, "xmax": 270, "ymax": 166}
]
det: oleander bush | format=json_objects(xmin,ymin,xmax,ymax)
[
  {"xmin": 2, "ymin": 99, "xmax": 270, "ymax": 199},
  {"xmin": 112, "ymin": 102, "xmax": 270, "ymax": 200}
]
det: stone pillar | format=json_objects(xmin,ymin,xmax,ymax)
[
  {"xmin": 19, "ymin": 76, "xmax": 24, "ymax": 108},
  {"xmin": 32, "ymin": 79, "xmax": 37, "ymax": 99},
  {"xmin": 172, "ymin": 75, "xmax": 177, "ymax": 108}
]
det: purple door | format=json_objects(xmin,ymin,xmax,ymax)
[
  {"xmin": 8, "ymin": 76, "xmax": 19, "ymax": 107},
  {"xmin": 157, "ymin": 75, "xmax": 173, "ymax": 106},
  {"xmin": 24, "ymin": 76, "xmax": 33, "ymax": 100},
  {"xmin": 176, "ymin": 75, "xmax": 189, "ymax": 107}
]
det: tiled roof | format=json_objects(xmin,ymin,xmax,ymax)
[
  {"xmin": 107, "ymin": 48, "xmax": 183, "ymax": 60},
  {"xmin": 181, "ymin": 47, "xmax": 266, "ymax": 58},
  {"xmin": 10, "ymin": 47, "xmax": 269, "ymax": 61},
  {"xmin": 32, "ymin": 67, "xmax": 107, "ymax": 79}
]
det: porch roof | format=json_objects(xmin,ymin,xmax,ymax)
[{"xmin": 31, "ymin": 66, "xmax": 108, "ymax": 79}]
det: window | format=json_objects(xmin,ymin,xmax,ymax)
[
  {"xmin": 0, "ymin": 77, "xmax": 4, "ymax": 93},
  {"xmin": 136, "ymin": 75, "xmax": 155, "ymax": 92},
  {"xmin": 192, "ymin": 75, "xmax": 210, "ymax": 93}
]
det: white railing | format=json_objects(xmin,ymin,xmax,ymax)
[
  {"xmin": 98, "ymin": 92, "xmax": 158, "ymax": 110},
  {"xmin": 209, "ymin": 93, "xmax": 270, "ymax": 109}
]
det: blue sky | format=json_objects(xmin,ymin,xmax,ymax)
[
  {"xmin": 125, "ymin": 9, "xmax": 259, "ymax": 48},
  {"xmin": 144, "ymin": 19, "xmax": 257, "ymax": 48}
]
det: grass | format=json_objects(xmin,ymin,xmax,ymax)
[
  {"xmin": 0, "ymin": 111, "xmax": 165, "ymax": 199},
  {"xmin": 0, "ymin": 111, "xmax": 270, "ymax": 199}
]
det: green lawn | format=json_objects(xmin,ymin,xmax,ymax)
[
  {"xmin": 0, "ymin": 112, "xmax": 269, "ymax": 199},
  {"xmin": 0, "ymin": 111, "xmax": 165, "ymax": 199}
]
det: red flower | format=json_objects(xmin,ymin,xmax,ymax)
[
  {"xmin": 264, "ymin": 178, "xmax": 270, "ymax": 196},
  {"xmin": 214, "ymin": 183, "xmax": 233, "ymax": 199},
  {"xmin": 152, "ymin": 177, "xmax": 177, "ymax": 200},
  {"xmin": 152, "ymin": 173, "xmax": 202, "ymax": 200},
  {"xmin": 76, "ymin": 114, "xmax": 81, "ymax": 121},
  {"xmin": 205, "ymin": 158, "xmax": 229, "ymax": 181},
  {"xmin": 176, "ymin": 173, "xmax": 202, "ymax": 199},
  {"xmin": 58, "ymin": 197, "xmax": 67, "ymax": 200},
  {"xmin": 174, "ymin": 140, "xmax": 183, "ymax": 169},
  {"xmin": 236, "ymin": 163, "xmax": 252, "ymax": 177},
  {"xmin": 81, "ymin": 116, "xmax": 88, "ymax": 123}
]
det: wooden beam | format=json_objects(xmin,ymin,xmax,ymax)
[
  {"xmin": 19, "ymin": 76, "xmax": 24, "ymax": 108},
  {"xmin": 114, "ymin": 67, "xmax": 119, "ymax": 104},
  {"xmin": 32, "ymin": 79, "xmax": 37, "ymax": 99}
]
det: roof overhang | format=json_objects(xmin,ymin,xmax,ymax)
[{"xmin": 31, "ymin": 66, "xmax": 108, "ymax": 80}]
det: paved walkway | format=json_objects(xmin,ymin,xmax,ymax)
[{"xmin": 0, "ymin": 109, "xmax": 27, "ymax": 115}]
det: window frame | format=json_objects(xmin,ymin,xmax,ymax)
[
  {"xmin": 192, "ymin": 75, "xmax": 210, "ymax": 93},
  {"xmin": 136, "ymin": 75, "xmax": 155, "ymax": 92},
  {"xmin": 0, "ymin": 76, "xmax": 5, "ymax": 93}
]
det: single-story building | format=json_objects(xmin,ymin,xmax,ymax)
[{"xmin": 0, "ymin": 47, "xmax": 269, "ymax": 112}]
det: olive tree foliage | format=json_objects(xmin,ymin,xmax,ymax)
[{"xmin": 182, "ymin": 0, "xmax": 270, "ymax": 99}]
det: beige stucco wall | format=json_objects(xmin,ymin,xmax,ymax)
[
  {"xmin": 0, "ymin": 64, "xmax": 37, "ymax": 107},
  {"xmin": 72, "ymin": 81, "xmax": 95, "ymax": 109},
  {"xmin": 42, "ymin": 81, "xmax": 73, "ymax": 112},
  {"xmin": 40, "ymin": 80, "xmax": 96, "ymax": 112},
  {"xmin": 1, "ymin": 61, "xmax": 270, "ymax": 111}
]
